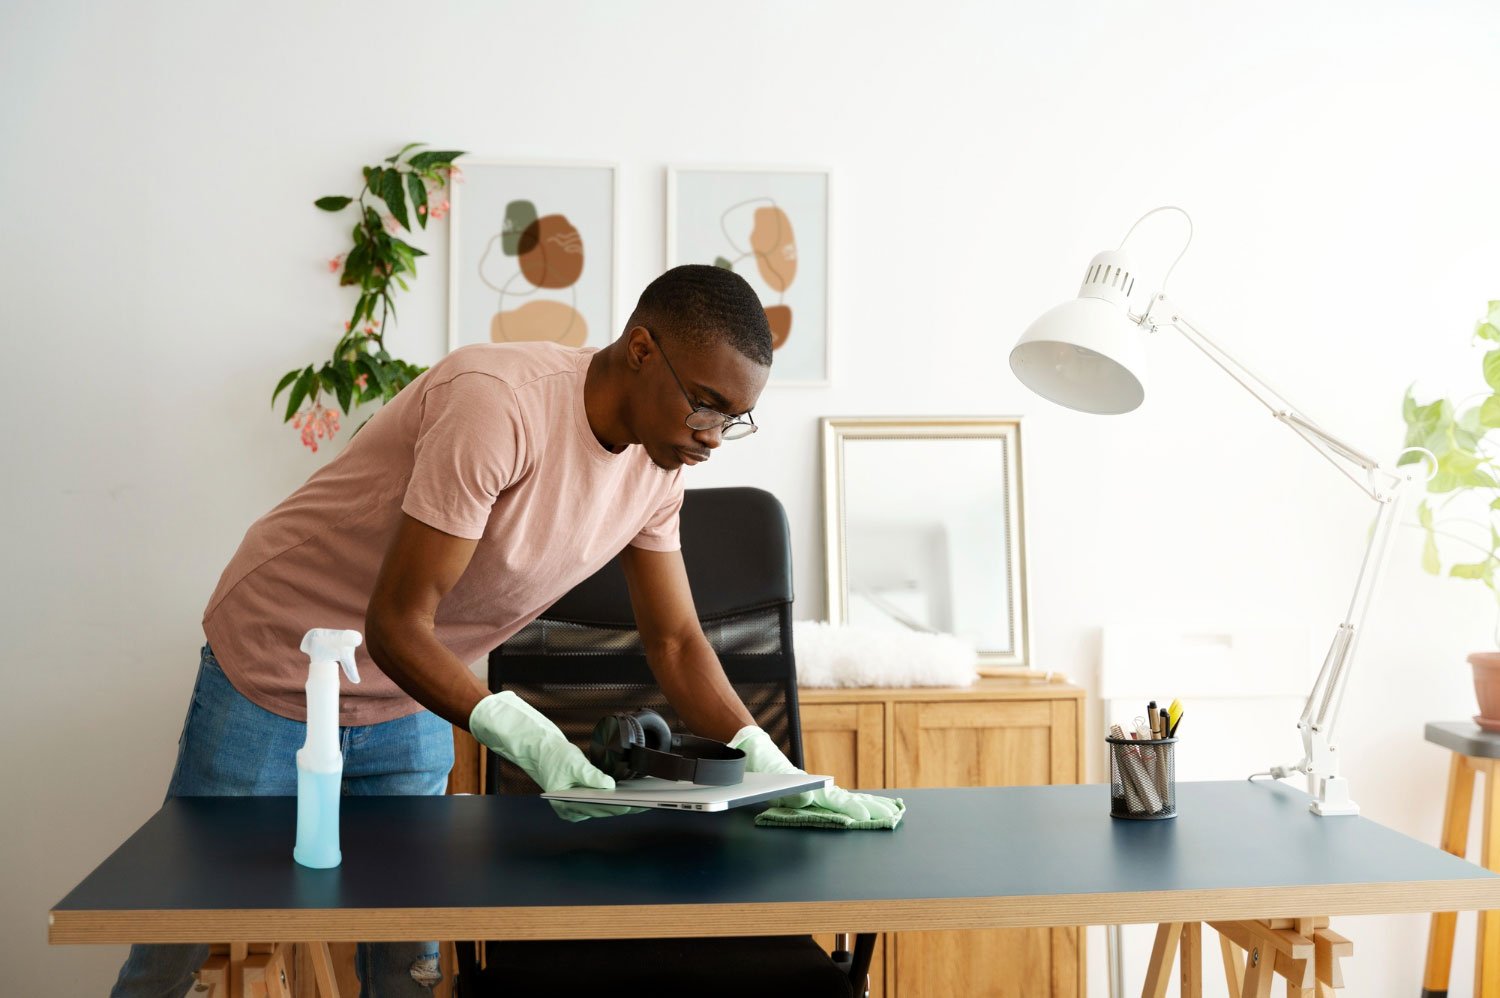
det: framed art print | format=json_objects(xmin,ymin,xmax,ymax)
[
  {"xmin": 448, "ymin": 159, "xmax": 618, "ymax": 352},
  {"xmin": 667, "ymin": 166, "xmax": 830, "ymax": 385}
]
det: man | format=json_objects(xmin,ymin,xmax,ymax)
[{"xmin": 111, "ymin": 265, "xmax": 896, "ymax": 997}]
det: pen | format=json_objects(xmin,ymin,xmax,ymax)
[{"xmin": 1159, "ymin": 707, "xmax": 1170, "ymax": 739}]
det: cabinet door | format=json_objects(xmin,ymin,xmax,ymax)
[
  {"xmin": 800, "ymin": 702, "xmax": 885, "ymax": 788},
  {"xmin": 892, "ymin": 700, "xmax": 1077, "ymax": 788},
  {"xmin": 799, "ymin": 702, "xmax": 888, "ymax": 998},
  {"xmin": 891, "ymin": 698, "xmax": 1082, "ymax": 998}
]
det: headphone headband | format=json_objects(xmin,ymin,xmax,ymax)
[{"xmin": 589, "ymin": 710, "xmax": 747, "ymax": 786}]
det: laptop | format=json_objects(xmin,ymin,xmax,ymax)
[{"xmin": 542, "ymin": 771, "xmax": 833, "ymax": 813}]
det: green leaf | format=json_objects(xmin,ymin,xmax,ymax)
[
  {"xmin": 1481, "ymin": 394, "xmax": 1500, "ymax": 429},
  {"xmin": 1491, "ymin": 497, "xmax": 1500, "ymax": 511},
  {"xmin": 387, "ymin": 141, "xmax": 425, "ymax": 164},
  {"xmin": 713, "ymin": 256, "xmax": 733, "ymax": 270},
  {"xmin": 314, "ymin": 195, "xmax": 352, "ymax": 211},
  {"xmin": 407, "ymin": 172, "xmax": 428, "ymax": 229},
  {"xmin": 365, "ymin": 167, "xmax": 384, "ymax": 195},
  {"xmin": 1417, "ymin": 500, "xmax": 1433, "ymax": 529},
  {"xmin": 341, "ymin": 243, "xmax": 369, "ymax": 287},
  {"xmin": 379, "ymin": 169, "xmax": 409, "ymax": 231},
  {"xmin": 359, "ymin": 355, "xmax": 391, "ymax": 396},
  {"xmin": 1430, "ymin": 450, "xmax": 1499, "ymax": 492},
  {"xmin": 1450, "ymin": 561, "xmax": 1494, "ymax": 584},
  {"xmin": 1422, "ymin": 530, "xmax": 1441, "ymax": 574},
  {"xmin": 348, "ymin": 295, "xmax": 370, "ymax": 332},
  {"xmin": 1477, "ymin": 322, "xmax": 1500, "ymax": 344},
  {"xmin": 390, "ymin": 239, "xmax": 417, "ymax": 276},
  {"xmin": 407, "ymin": 150, "xmax": 464, "ymax": 170},
  {"xmin": 285, "ymin": 366, "xmax": 315, "ymax": 423},
  {"xmin": 272, "ymin": 368, "xmax": 300, "ymax": 406},
  {"xmin": 1486, "ymin": 350, "xmax": 1500, "ymax": 392},
  {"xmin": 331, "ymin": 365, "xmax": 353, "ymax": 413}
]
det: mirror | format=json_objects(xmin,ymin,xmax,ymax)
[{"xmin": 822, "ymin": 417, "xmax": 1030, "ymax": 668}]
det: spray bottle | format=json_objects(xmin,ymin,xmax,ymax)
[{"xmin": 294, "ymin": 627, "xmax": 361, "ymax": 869}]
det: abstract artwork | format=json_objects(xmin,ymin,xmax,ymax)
[
  {"xmin": 668, "ymin": 167, "xmax": 830, "ymax": 385},
  {"xmin": 448, "ymin": 160, "xmax": 617, "ymax": 352}
]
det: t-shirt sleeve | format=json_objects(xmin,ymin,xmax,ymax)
[
  {"xmin": 401, "ymin": 373, "xmax": 526, "ymax": 539},
  {"xmin": 629, "ymin": 474, "xmax": 684, "ymax": 552}
]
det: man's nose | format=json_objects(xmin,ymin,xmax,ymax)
[{"xmin": 693, "ymin": 424, "xmax": 725, "ymax": 449}]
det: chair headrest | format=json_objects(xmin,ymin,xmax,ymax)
[{"xmin": 543, "ymin": 487, "xmax": 793, "ymax": 626}]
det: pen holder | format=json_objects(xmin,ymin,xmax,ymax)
[{"xmin": 1106, "ymin": 735, "xmax": 1176, "ymax": 820}]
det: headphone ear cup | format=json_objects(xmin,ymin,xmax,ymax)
[
  {"xmin": 632, "ymin": 709, "xmax": 673, "ymax": 753},
  {"xmin": 588, "ymin": 714, "xmax": 637, "ymax": 780}
]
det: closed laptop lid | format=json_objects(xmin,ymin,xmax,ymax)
[{"xmin": 542, "ymin": 771, "xmax": 832, "ymax": 813}]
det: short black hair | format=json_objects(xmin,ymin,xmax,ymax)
[{"xmin": 628, "ymin": 264, "xmax": 773, "ymax": 367}]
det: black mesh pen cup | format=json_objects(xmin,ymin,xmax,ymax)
[{"xmin": 1106, "ymin": 735, "xmax": 1177, "ymax": 819}]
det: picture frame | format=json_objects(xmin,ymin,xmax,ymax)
[
  {"xmin": 447, "ymin": 158, "xmax": 619, "ymax": 353},
  {"xmin": 822, "ymin": 416, "xmax": 1032, "ymax": 671},
  {"xmin": 667, "ymin": 165, "xmax": 831, "ymax": 386}
]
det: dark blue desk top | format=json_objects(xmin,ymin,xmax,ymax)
[{"xmin": 50, "ymin": 781, "xmax": 1500, "ymax": 943}]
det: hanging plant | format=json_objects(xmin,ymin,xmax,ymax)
[{"xmin": 273, "ymin": 142, "xmax": 465, "ymax": 451}]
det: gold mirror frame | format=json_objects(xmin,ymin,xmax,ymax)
[{"xmin": 821, "ymin": 416, "xmax": 1032, "ymax": 671}]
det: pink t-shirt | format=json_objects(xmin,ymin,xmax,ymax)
[{"xmin": 203, "ymin": 343, "xmax": 684, "ymax": 725}]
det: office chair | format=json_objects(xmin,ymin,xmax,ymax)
[{"xmin": 453, "ymin": 487, "xmax": 876, "ymax": 998}]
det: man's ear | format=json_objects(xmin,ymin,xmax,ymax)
[{"xmin": 623, "ymin": 325, "xmax": 653, "ymax": 370}]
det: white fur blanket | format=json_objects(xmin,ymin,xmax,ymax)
[{"xmin": 793, "ymin": 620, "xmax": 978, "ymax": 688}]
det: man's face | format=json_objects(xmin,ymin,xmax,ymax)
[{"xmin": 635, "ymin": 328, "xmax": 768, "ymax": 472}]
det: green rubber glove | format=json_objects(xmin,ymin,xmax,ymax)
[
  {"xmin": 729, "ymin": 725, "xmax": 903, "ymax": 822},
  {"xmin": 470, "ymin": 691, "xmax": 635, "ymax": 822}
]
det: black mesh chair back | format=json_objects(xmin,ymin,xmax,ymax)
[
  {"xmin": 456, "ymin": 487, "xmax": 868, "ymax": 998},
  {"xmin": 486, "ymin": 485, "xmax": 804, "ymax": 795}
]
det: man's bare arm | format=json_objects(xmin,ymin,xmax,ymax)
[
  {"xmin": 620, "ymin": 545, "xmax": 756, "ymax": 741},
  {"xmin": 364, "ymin": 514, "xmax": 493, "ymax": 730}
]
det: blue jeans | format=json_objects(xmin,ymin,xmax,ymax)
[{"xmin": 110, "ymin": 645, "xmax": 454, "ymax": 997}]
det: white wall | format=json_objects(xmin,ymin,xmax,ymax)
[{"xmin": 4, "ymin": 1, "xmax": 1499, "ymax": 994}]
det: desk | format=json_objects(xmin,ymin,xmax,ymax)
[{"xmin": 51, "ymin": 782, "xmax": 1500, "ymax": 994}]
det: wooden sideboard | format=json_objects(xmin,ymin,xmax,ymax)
[{"xmin": 799, "ymin": 676, "xmax": 1087, "ymax": 998}]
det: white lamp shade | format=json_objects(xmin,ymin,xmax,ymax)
[{"xmin": 1009, "ymin": 246, "xmax": 1152, "ymax": 415}]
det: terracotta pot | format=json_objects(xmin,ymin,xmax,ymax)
[{"xmin": 1471, "ymin": 652, "xmax": 1500, "ymax": 723}]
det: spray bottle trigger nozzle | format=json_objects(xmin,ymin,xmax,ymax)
[{"xmin": 339, "ymin": 651, "xmax": 360, "ymax": 684}]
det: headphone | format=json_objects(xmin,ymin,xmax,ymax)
[{"xmin": 588, "ymin": 708, "xmax": 746, "ymax": 786}]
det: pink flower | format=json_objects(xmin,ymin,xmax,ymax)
[
  {"xmin": 383, "ymin": 213, "xmax": 400, "ymax": 233},
  {"xmin": 355, "ymin": 373, "xmax": 369, "ymax": 390},
  {"xmin": 417, "ymin": 204, "xmax": 427, "ymax": 216},
  {"xmin": 294, "ymin": 405, "xmax": 341, "ymax": 453},
  {"xmin": 429, "ymin": 200, "xmax": 451, "ymax": 221},
  {"xmin": 327, "ymin": 255, "xmax": 343, "ymax": 273}
]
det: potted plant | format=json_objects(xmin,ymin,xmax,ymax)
[{"xmin": 1400, "ymin": 298, "xmax": 1500, "ymax": 729}]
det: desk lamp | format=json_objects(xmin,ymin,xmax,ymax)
[{"xmin": 1009, "ymin": 206, "xmax": 1428, "ymax": 816}]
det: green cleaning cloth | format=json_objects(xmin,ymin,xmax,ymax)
[{"xmin": 754, "ymin": 798, "xmax": 906, "ymax": 830}]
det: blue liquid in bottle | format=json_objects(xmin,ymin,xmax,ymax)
[{"xmin": 293, "ymin": 768, "xmax": 343, "ymax": 868}]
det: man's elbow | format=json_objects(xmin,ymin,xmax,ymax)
[{"xmin": 363, "ymin": 598, "xmax": 423, "ymax": 666}]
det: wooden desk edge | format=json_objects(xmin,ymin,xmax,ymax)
[{"xmin": 48, "ymin": 877, "xmax": 1500, "ymax": 944}]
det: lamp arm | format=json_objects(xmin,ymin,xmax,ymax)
[{"xmin": 1138, "ymin": 293, "xmax": 1415, "ymax": 816}]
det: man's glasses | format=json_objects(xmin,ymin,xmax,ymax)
[{"xmin": 647, "ymin": 329, "xmax": 758, "ymax": 441}]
